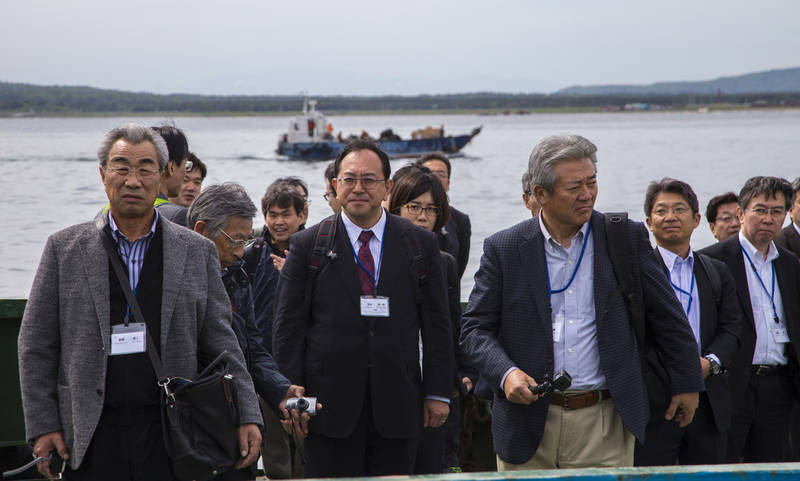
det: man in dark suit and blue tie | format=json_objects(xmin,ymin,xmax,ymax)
[
  {"xmin": 636, "ymin": 178, "xmax": 742, "ymax": 465},
  {"xmin": 273, "ymin": 140, "xmax": 453, "ymax": 477},
  {"xmin": 461, "ymin": 134, "xmax": 705, "ymax": 469}
]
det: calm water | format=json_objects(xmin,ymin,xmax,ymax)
[{"xmin": 2, "ymin": 110, "xmax": 800, "ymax": 298}]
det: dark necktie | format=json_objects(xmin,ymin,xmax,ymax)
[{"xmin": 357, "ymin": 230, "xmax": 375, "ymax": 295}]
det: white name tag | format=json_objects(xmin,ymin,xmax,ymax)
[
  {"xmin": 361, "ymin": 296, "xmax": 390, "ymax": 317},
  {"xmin": 772, "ymin": 326, "xmax": 790, "ymax": 343},
  {"xmin": 552, "ymin": 314, "xmax": 564, "ymax": 343},
  {"xmin": 110, "ymin": 323, "xmax": 146, "ymax": 355}
]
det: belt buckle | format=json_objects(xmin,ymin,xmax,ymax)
[
  {"xmin": 560, "ymin": 392, "xmax": 579, "ymax": 410},
  {"xmin": 754, "ymin": 365, "xmax": 770, "ymax": 376}
]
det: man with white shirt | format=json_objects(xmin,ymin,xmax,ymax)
[
  {"xmin": 272, "ymin": 140, "xmax": 453, "ymax": 477},
  {"xmin": 636, "ymin": 178, "xmax": 742, "ymax": 465},
  {"xmin": 461, "ymin": 134, "xmax": 704, "ymax": 470},
  {"xmin": 700, "ymin": 176, "xmax": 800, "ymax": 462}
]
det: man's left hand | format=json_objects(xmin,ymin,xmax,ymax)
[
  {"xmin": 699, "ymin": 356, "xmax": 711, "ymax": 378},
  {"xmin": 234, "ymin": 423, "xmax": 262, "ymax": 469},
  {"xmin": 423, "ymin": 399, "xmax": 449, "ymax": 428},
  {"xmin": 664, "ymin": 392, "xmax": 699, "ymax": 428}
]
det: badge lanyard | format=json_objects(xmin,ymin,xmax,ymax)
[
  {"xmin": 740, "ymin": 245, "xmax": 780, "ymax": 323},
  {"xmin": 545, "ymin": 223, "xmax": 592, "ymax": 297},
  {"xmin": 350, "ymin": 223, "xmax": 387, "ymax": 296},
  {"xmin": 668, "ymin": 266, "xmax": 695, "ymax": 315}
]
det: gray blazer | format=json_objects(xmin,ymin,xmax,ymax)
[{"xmin": 18, "ymin": 213, "xmax": 262, "ymax": 469}]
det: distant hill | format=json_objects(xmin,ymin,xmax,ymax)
[{"xmin": 556, "ymin": 67, "xmax": 800, "ymax": 96}]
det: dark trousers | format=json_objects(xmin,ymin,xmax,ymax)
[
  {"xmin": 414, "ymin": 423, "xmax": 447, "ymax": 474},
  {"xmin": 64, "ymin": 407, "xmax": 174, "ymax": 481},
  {"xmin": 727, "ymin": 369, "xmax": 795, "ymax": 462},
  {"xmin": 304, "ymin": 388, "xmax": 419, "ymax": 477},
  {"xmin": 635, "ymin": 392, "xmax": 726, "ymax": 465},
  {"xmin": 443, "ymin": 395, "xmax": 461, "ymax": 469}
]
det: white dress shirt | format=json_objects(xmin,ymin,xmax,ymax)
[
  {"xmin": 342, "ymin": 208, "xmax": 387, "ymax": 283},
  {"xmin": 657, "ymin": 246, "xmax": 702, "ymax": 354}
]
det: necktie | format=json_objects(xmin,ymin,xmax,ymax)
[{"xmin": 357, "ymin": 230, "xmax": 375, "ymax": 295}]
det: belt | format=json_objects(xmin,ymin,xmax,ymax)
[
  {"xmin": 751, "ymin": 364, "xmax": 786, "ymax": 376},
  {"xmin": 549, "ymin": 390, "xmax": 610, "ymax": 410}
]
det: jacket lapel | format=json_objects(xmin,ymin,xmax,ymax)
[
  {"xmin": 331, "ymin": 215, "xmax": 364, "ymax": 307},
  {"xmin": 789, "ymin": 227, "xmax": 800, "ymax": 257},
  {"xmin": 591, "ymin": 211, "xmax": 616, "ymax": 326},
  {"xmin": 82, "ymin": 216, "xmax": 112, "ymax": 352},
  {"xmin": 518, "ymin": 218, "xmax": 552, "ymax": 333},
  {"xmin": 159, "ymin": 218, "xmax": 188, "ymax": 349},
  {"xmin": 724, "ymin": 237, "xmax": 754, "ymax": 329}
]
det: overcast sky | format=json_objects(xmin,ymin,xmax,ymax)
[{"xmin": 2, "ymin": 0, "xmax": 798, "ymax": 96}]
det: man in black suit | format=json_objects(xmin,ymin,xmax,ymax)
[
  {"xmin": 699, "ymin": 176, "xmax": 800, "ymax": 462},
  {"xmin": 418, "ymin": 153, "xmax": 471, "ymax": 279},
  {"xmin": 461, "ymin": 134, "xmax": 704, "ymax": 470},
  {"xmin": 775, "ymin": 177, "xmax": 800, "ymax": 255},
  {"xmin": 636, "ymin": 178, "xmax": 742, "ymax": 465},
  {"xmin": 273, "ymin": 140, "xmax": 454, "ymax": 477}
]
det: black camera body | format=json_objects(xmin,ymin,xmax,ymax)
[{"xmin": 286, "ymin": 396, "xmax": 318, "ymax": 416}]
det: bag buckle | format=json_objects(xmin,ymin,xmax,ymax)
[{"xmin": 159, "ymin": 378, "xmax": 176, "ymax": 406}]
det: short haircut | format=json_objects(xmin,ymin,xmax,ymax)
[
  {"xmin": 261, "ymin": 182, "xmax": 306, "ymax": 217},
  {"xmin": 188, "ymin": 152, "xmax": 207, "ymax": 180},
  {"xmin": 97, "ymin": 123, "xmax": 168, "ymax": 171},
  {"xmin": 417, "ymin": 152, "xmax": 452, "ymax": 178},
  {"xmin": 150, "ymin": 125, "xmax": 188, "ymax": 165},
  {"xmin": 334, "ymin": 139, "xmax": 391, "ymax": 180},
  {"xmin": 186, "ymin": 182, "xmax": 256, "ymax": 238},
  {"xmin": 705, "ymin": 192, "xmax": 739, "ymax": 223},
  {"xmin": 324, "ymin": 162, "xmax": 337, "ymax": 196},
  {"xmin": 277, "ymin": 176, "xmax": 309, "ymax": 198},
  {"xmin": 388, "ymin": 164, "xmax": 450, "ymax": 233},
  {"xmin": 522, "ymin": 170, "xmax": 533, "ymax": 196},
  {"xmin": 526, "ymin": 134, "xmax": 597, "ymax": 195},
  {"xmin": 643, "ymin": 177, "xmax": 700, "ymax": 217},
  {"xmin": 739, "ymin": 176, "xmax": 794, "ymax": 211}
]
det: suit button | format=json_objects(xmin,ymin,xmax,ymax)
[{"xmin": 96, "ymin": 389, "xmax": 103, "ymax": 396}]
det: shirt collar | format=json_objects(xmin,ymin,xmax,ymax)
[
  {"xmin": 739, "ymin": 229, "xmax": 779, "ymax": 264},
  {"xmin": 342, "ymin": 208, "xmax": 387, "ymax": 245},
  {"xmin": 538, "ymin": 214, "xmax": 589, "ymax": 249},
  {"xmin": 109, "ymin": 209, "xmax": 159, "ymax": 244},
  {"xmin": 657, "ymin": 244, "xmax": 694, "ymax": 272},
  {"xmin": 793, "ymin": 221, "xmax": 800, "ymax": 237}
]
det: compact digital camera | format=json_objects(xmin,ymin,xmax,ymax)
[{"xmin": 286, "ymin": 396, "xmax": 318, "ymax": 416}]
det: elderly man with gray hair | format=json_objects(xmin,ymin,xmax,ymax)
[
  {"xmin": 19, "ymin": 124, "xmax": 264, "ymax": 480},
  {"xmin": 461, "ymin": 134, "xmax": 703, "ymax": 470}
]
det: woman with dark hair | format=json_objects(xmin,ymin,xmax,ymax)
[{"xmin": 388, "ymin": 165, "xmax": 476, "ymax": 473}]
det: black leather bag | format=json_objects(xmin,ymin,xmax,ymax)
[{"xmin": 101, "ymin": 231, "xmax": 241, "ymax": 481}]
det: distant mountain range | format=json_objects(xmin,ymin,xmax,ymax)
[{"xmin": 556, "ymin": 67, "xmax": 800, "ymax": 96}]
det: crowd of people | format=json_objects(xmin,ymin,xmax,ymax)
[{"xmin": 16, "ymin": 123, "xmax": 800, "ymax": 480}]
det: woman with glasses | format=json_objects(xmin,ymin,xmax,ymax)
[{"xmin": 388, "ymin": 165, "xmax": 476, "ymax": 474}]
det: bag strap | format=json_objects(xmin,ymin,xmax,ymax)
[
  {"xmin": 242, "ymin": 235, "xmax": 265, "ymax": 283},
  {"xmin": 302, "ymin": 213, "xmax": 338, "ymax": 317},
  {"xmin": 99, "ymin": 229, "xmax": 166, "ymax": 381},
  {"xmin": 695, "ymin": 251, "xmax": 722, "ymax": 304}
]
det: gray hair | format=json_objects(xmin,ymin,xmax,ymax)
[
  {"xmin": 792, "ymin": 176, "xmax": 800, "ymax": 194},
  {"xmin": 97, "ymin": 123, "xmax": 169, "ymax": 171},
  {"xmin": 187, "ymin": 183, "xmax": 257, "ymax": 238},
  {"xmin": 526, "ymin": 134, "xmax": 598, "ymax": 194},
  {"xmin": 521, "ymin": 170, "xmax": 533, "ymax": 196}
]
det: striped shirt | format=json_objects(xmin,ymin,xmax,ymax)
[{"xmin": 108, "ymin": 211, "xmax": 159, "ymax": 290}]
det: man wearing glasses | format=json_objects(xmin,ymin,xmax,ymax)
[
  {"xmin": 151, "ymin": 125, "xmax": 192, "ymax": 227},
  {"xmin": 273, "ymin": 139, "xmax": 453, "ymax": 477},
  {"xmin": 700, "ymin": 176, "xmax": 800, "ymax": 462},
  {"xmin": 18, "ymin": 124, "xmax": 264, "ymax": 480},
  {"xmin": 706, "ymin": 192, "xmax": 741, "ymax": 242}
]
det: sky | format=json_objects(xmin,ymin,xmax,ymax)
[{"xmin": 2, "ymin": 0, "xmax": 799, "ymax": 96}]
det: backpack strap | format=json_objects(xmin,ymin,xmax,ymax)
[
  {"xmin": 242, "ymin": 235, "xmax": 265, "ymax": 283},
  {"xmin": 695, "ymin": 251, "xmax": 722, "ymax": 305},
  {"xmin": 303, "ymin": 213, "xmax": 338, "ymax": 317}
]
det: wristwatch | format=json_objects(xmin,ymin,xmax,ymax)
[{"xmin": 704, "ymin": 355, "xmax": 723, "ymax": 375}]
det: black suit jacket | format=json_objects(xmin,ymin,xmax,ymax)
[
  {"xmin": 440, "ymin": 206, "xmax": 471, "ymax": 279},
  {"xmin": 699, "ymin": 236, "xmax": 800, "ymax": 401},
  {"xmin": 775, "ymin": 224, "xmax": 800, "ymax": 258},
  {"xmin": 273, "ymin": 213, "xmax": 453, "ymax": 439},
  {"xmin": 461, "ymin": 211, "xmax": 704, "ymax": 464},
  {"xmin": 652, "ymin": 248, "xmax": 742, "ymax": 432}
]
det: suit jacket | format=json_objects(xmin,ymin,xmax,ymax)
[
  {"xmin": 775, "ymin": 223, "xmax": 800, "ymax": 258},
  {"xmin": 440, "ymin": 206, "xmax": 471, "ymax": 279},
  {"xmin": 18, "ymin": 213, "xmax": 262, "ymax": 469},
  {"xmin": 652, "ymin": 248, "xmax": 742, "ymax": 432},
  {"xmin": 699, "ymin": 236, "xmax": 800, "ymax": 401},
  {"xmin": 460, "ymin": 211, "xmax": 704, "ymax": 464},
  {"xmin": 273, "ymin": 213, "xmax": 453, "ymax": 439}
]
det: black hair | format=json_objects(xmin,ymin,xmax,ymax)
[
  {"xmin": 277, "ymin": 176, "xmax": 309, "ymax": 198},
  {"xmin": 644, "ymin": 177, "xmax": 699, "ymax": 217},
  {"xmin": 150, "ymin": 125, "xmax": 188, "ymax": 165},
  {"xmin": 261, "ymin": 183, "xmax": 306, "ymax": 217},
  {"xmin": 388, "ymin": 164, "xmax": 450, "ymax": 233},
  {"xmin": 187, "ymin": 152, "xmax": 207, "ymax": 180},
  {"xmin": 705, "ymin": 192, "xmax": 739, "ymax": 223},
  {"xmin": 739, "ymin": 176, "xmax": 794, "ymax": 212},
  {"xmin": 417, "ymin": 152, "xmax": 452, "ymax": 178},
  {"xmin": 334, "ymin": 139, "xmax": 391, "ymax": 180}
]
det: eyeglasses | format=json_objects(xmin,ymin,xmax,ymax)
[
  {"xmin": 323, "ymin": 191, "xmax": 336, "ymax": 201},
  {"xmin": 106, "ymin": 165, "xmax": 160, "ymax": 180},
  {"xmin": 748, "ymin": 207, "xmax": 786, "ymax": 218},
  {"xmin": 337, "ymin": 177, "xmax": 386, "ymax": 189},
  {"xmin": 651, "ymin": 206, "xmax": 690, "ymax": 217},
  {"xmin": 716, "ymin": 214, "xmax": 738, "ymax": 224},
  {"xmin": 184, "ymin": 160, "xmax": 194, "ymax": 172},
  {"xmin": 219, "ymin": 229, "xmax": 251, "ymax": 249},
  {"xmin": 404, "ymin": 203, "xmax": 440, "ymax": 216}
]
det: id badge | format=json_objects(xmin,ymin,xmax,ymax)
[
  {"xmin": 552, "ymin": 314, "xmax": 564, "ymax": 343},
  {"xmin": 110, "ymin": 322, "xmax": 146, "ymax": 355},
  {"xmin": 361, "ymin": 296, "xmax": 390, "ymax": 317},
  {"xmin": 772, "ymin": 326, "xmax": 790, "ymax": 343}
]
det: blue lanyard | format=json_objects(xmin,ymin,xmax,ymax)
[
  {"xmin": 350, "ymin": 224, "xmax": 387, "ymax": 295},
  {"xmin": 124, "ymin": 287, "xmax": 137, "ymax": 326},
  {"xmin": 667, "ymin": 266, "xmax": 695, "ymax": 315},
  {"xmin": 546, "ymin": 223, "xmax": 591, "ymax": 296},
  {"xmin": 740, "ymin": 245, "xmax": 779, "ymax": 323}
]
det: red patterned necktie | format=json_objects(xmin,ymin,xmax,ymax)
[{"xmin": 357, "ymin": 230, "xmax": 375, "ymax": 295}]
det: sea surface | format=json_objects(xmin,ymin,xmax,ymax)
[{"xmin": 2, "ymin": 109, "xmax": 800, "ymax": 299}]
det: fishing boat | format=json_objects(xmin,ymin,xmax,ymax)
[{"xmin": 276, "ymin": 98, "xmax": 482, "ymax": 160}]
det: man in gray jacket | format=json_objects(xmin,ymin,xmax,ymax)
[{"xmin": 18, "ymin": 123, "xmax": 263, "ymax": 480}]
